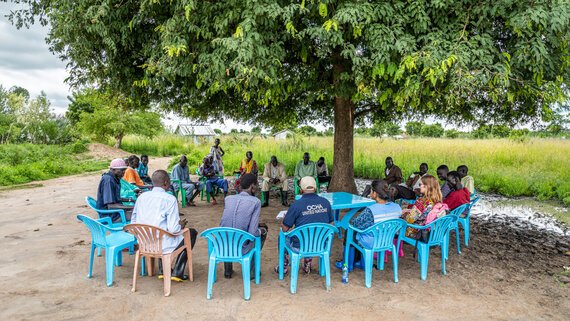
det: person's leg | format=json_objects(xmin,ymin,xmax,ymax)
[
  {"xmin": 280, "ymin": 179, "xmax": 289, "ymax": 206},
  {"xmin": 206, "ymin": 180, "xmax": 216, "ymax": 203},
  {"xmin": 261, "ymin": 179, "xmax": 271, "ymax": 207},
  {"xmin": 172, "ymin": 228, "xmax": 198, "ymax": 280},
  {"xmin": 216, "ymin": 178, "xmax": 228, "ymax": 196},
  {"xmin": 182, "ymin": 183, "xmax": 195, "ymax": 204},
  {"xmin": 318, "ymin": 176, "xmax": 331, "ymax": 183}
]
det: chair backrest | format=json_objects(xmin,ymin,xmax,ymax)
[
  {"xmin": 449, "ymin": 203, "xmax": 469, "ymax": 217},
  {"xmin": 85, "ymin": 196, "xmax": 97, "ymax": 211},
  {"xmin": 363, "ymin": 218, "xmax": 407, "ymax": 251},
  {"xmin": 200, "ymin": 227, "xmax": 255, "ymax": 259},
  {"xmin": 427, "ymin": 215, "xmax": 458, "ymax": 245},
  {"xmin": 286, "ymin": 223, "xmax": 337, "ymax": 255},
  {"xmin": 77, "ymin": 214, "xmax": 109, "ymax": 248},
  {"xmin": 123, "ymin": 223, "xmax": 173, "ymax": 255},
  {"xmin": 465, "ymin": 195, "xmax": 481, "ymax": 218}
]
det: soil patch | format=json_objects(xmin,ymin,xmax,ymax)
[{"xmin": 86, "ymin": 143, "xmax": 131, "ymax": 160}]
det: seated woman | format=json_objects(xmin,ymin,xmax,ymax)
[
  {"xmin": 335, "ymin": 180, "xmax": 402, "ymax": 271},
  {"xmin": 233, "ymin": 151, "xmax": 258, "ymax": 191},
  {"xmin": 401, "ymin": 174, "xmax": 448, "ymax": 239}
]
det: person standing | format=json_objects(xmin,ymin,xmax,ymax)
[
  {"xmin": 209, "ymin": 138, "xmax": 225, "ymax": 175},
  {"xmin": 384, "ymin": 157, "xmax": 403, "ymax": 185},
  {"xmin": 219, "ymin": 174, "xmax": 268, "ymax": 278},
  {"xmin": 261, "ymin": 156, "xmax": 289, "ymax": 207},
  {"xmin": 171, "ymin": 155, "xmax": 204, "ymax": 206},
  {"xmin": 131, "ymin": 170, "xmax": 198, "ymax": 281}
]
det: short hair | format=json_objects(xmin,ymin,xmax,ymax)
[
  {"xmin": 447, "ymin": 171, "xmax": 461, "ymax": 181},
  {"xmin": 457, "ymin": 165, "xmax": 468, "ymax": 172},
  {"xmin": 437, "ymin": 165, "xmax": 449, "ymax": 172},
  {"xmin": 141, "ymin": 154, "xmax": 148, "ymax": 160},
  {"xmin": 151, "ymin": 170, "xmax": 170, "ymax": 186},
  {"xmin": 318, "ymin": 157, "xmax": 325, "ymax": 161},
  {"xmin": 370, "ymin": 180, "xmax": 393, "ymax": 202},
  {"xmin": 239, "ymin": 173, "xmax": 258, "ymax": 189},
  {"xmin": 420, "ymin": 163, "xmax": 428, "ymax": 168},
  {"xmin": 127, "ymin": 155, "xmax": 139, "ymax": 167}
]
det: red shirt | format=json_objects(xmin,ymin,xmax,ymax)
[{"xmin": 443, "ymin": 188, "xmax": 470, "ymax": 210}]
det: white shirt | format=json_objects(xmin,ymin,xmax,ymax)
[{"xmin": 131, "ymin": 187, "xmax": 183, "ymax": 253}]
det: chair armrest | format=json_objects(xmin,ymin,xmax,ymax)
[
  {"xmin": 346, "ymin": 224, "xmax": 367, "ymax": 234},
  {"xmin": 168, "ymin": 227, "xmax": 190, "ymax": 237},
  {"xmin": 96, "ymin": 216, "xmax": 114, "ymax": 226},
  {"xmin": 406, "ymin": 222, "xmax": 433, "ymax": 230}
]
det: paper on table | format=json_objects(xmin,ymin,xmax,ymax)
[{"xmin": 276, "ymin": 210, "xmax": 287, "ymax": 219}]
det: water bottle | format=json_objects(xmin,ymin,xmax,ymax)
[{"xmin": 342, "ymin": 263, "xmax": 349, "ymax": 283}]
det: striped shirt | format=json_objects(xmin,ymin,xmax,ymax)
[{"xmin": 351, "ymin": 202, "xmax": 403, "ymax": 248}]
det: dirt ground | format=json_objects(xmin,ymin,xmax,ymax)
[{"xmin": 1, "ymin": 155, "xmax": 569, "ymax": 321}]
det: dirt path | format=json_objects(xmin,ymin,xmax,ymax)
[{"xmin": 0, "ymin": 156, "xmax": 569, "ymax": 320}]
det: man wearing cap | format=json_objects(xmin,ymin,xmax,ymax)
[
  {"xmin": 274, "ymin": 176, "xmax": 333, "ymax": 275},
  {"xmin": 96, "ymin": 159, "xmax": 135, "ymax": 223}
]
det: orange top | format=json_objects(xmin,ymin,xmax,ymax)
[{"xmin": 124, "ymin": 167, "xmax": 144, "ymax": 186}]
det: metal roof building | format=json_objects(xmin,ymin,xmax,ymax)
[{"xmin": 174, "ymin": 124, "xmax": 216, "ymax": 144}]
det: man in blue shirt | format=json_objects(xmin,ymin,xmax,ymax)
[
  {"xmin": 96, "ymin": 159, "xmax": 135, "ymax": 223},
  {"xmin": 171, "ymin": 155, "xmax": 204, "ymax": 206},
  {"xmin": 219, "ymin": 174, "xmax": 268, "ymax": 279},
  {"xmin": 199, "ymin": 156, "xmax": 229, "ymax": 205},
  {"xmin": 275, "ymin": 176, "xmax": 333, "ymax": 275},
  {"xmin": 137, "ymin": 154, "xmax": 151, "ymax": 184}
]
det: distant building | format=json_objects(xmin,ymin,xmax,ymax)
[
  {"xmin": 273, "ymin": 129, "xmax": 294, "ymax": 140},
  {"xmin": 174, "ymin": 124, "xmax": 216, "ymax": 144}
]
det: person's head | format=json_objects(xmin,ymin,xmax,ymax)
[
  {"xmin": 246, "ymin": 151, "xmax": 253, "ymax": 161},
  {"xmin": 317, "ymin": 157, "xmax": 325, "ymax": 166},
  {"xmin": 369, "ymin": 180, "xmax": 393, "ymax": 203},
  {"xmin": 420, "ymin": 174, "xmax": 442, "ymax": 204},
  {"xmin": 457, "ymin": 165, "xmax": 468, "ymax": 178},
  {"xmin": 202, "ymin": 156, "xmax": 210, "ymax": 166},
  {"xmin": 140, "ymin": 154, "xmax": 149, "ymax": 166},
  {"xmin": 109, "ymin": 158, "xmax": 127, "ymax": 179},
  {"xmin": 436, "ymin": 165, "xmax": 449, "ymax": 181},
  {"xmin": 214, "ymin": 138, "xmax": 220, "ymax": 146},
  {"xmin": 419, "ymin": 163, "xmax": 428, "ymax": 175},
  {"xmin": 303, "ymin": 152, "xmax": 310, "ymax": 164},
  {"xmin": 151, "ymin": 169, "xmax": 170, "ymax": 190},
  {"xmin": 299, "ymin": 176, "xmax": 317, "ymax": 194},
  {"xmin": 383, "ymin": 184, "xmax": 399, "ymax": 200},
  {"xmin": 239, "ymin": 173, "xmax": 258, "ymax": 195},
  {"xmin": 446, "ymin": 171, "xmax": 463, "ymax": 190},
  {"xmin": 127, "ymin": 155, "xmax": 140, "ymax": 168},
  {"xmin": 179, "ymin": 155, "xmax": 188, "ymax": 168},
  {"xmin": 270, "ymin": 155, "xmax": 278, "ymax": 166},
  {"xmin": 385, "ymin": 157, "xmax": 394, "ymax": 169}
]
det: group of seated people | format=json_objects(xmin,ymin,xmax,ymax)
[{"xmin": 94, "ymin": 152, "xmax": 475, "ymax": 281}]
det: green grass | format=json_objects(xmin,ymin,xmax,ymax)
[
  {"xmin": 118, "ymin": 134, "xmax": 570, "ymax": 206},
  {"xmin": 0, "ymin": 143, "xmax": 108, "ymax": 186}
]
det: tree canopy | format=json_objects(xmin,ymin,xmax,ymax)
[{"xmin": 10, "ymin": 0, "xmax": 570, "ymax": 192}]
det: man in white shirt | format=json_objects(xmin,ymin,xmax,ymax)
[{"xmin": 131, "ymin": 170, "xmax": 197, "ymax": 281}]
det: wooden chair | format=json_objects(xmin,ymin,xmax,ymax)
[{"xmin": 123, "ymin": 223, "xmax": 193, "ymax": 296}]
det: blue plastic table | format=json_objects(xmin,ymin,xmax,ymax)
[{"xmin": 295, "ymin": 192, "xmax": 376, "ymax": 238}]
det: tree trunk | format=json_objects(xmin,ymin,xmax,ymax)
[
  {"xmin": 114, "ymin": 130, "xmax": 124, "ymax": 149},
  {"xmin": 328, "ymin": 96, "xmax": 357, "ymax": 194}
]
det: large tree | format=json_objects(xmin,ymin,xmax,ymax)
[{"xmin": 9, "ymin": 0, "xmax": 570, "ymax": 192}]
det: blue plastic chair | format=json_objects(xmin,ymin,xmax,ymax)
[
  {"xmin": 402, "ymin": 215, "xmax": 458, "ymax": 280},
  {"xmin": 459, "ymin": 196, "xmax": 481, "ymax": 246},
  {"xmin": 77, "ymin": 214, "xmax": 142, "ymax": 286},
  {"xmin": 278, "ymin": 223, "xmax": 336, "ymax": 294},
  {"xmin": 446, "ymin": 203, "xmax": 470, "ymax": 255},
  {"xmin": 200, "ymin": 228, "xmax": 261, "ymax": 300},
  {"xmin": 85, "ymin": 196, "xmax": 128, "ymax": 226},
  {"xmin": 345, "ymin": 218, "xmax": 407, "ymax": 288}
]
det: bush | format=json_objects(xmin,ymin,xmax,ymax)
[
  {"xmin": 445, "ymin": 129, "xmax": 459, "ymax": 138},
  {"xmin": 420, "ymin": 124, "xmax": 444, "ymax": 137}
]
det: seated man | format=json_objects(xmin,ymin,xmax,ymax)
[
  {"xmin": 124, "ymin": 155, "xmax": 152, "ymax": 190},
  {"xmin": 402, "ymin": 163, "xmax": 428, "ymax": 193},
  {"xmin": 443, "ymin": 171, "xmax": 471, "ymax": 213},
  {"xmin": 437, "ymin": 165, "xmax": 455, "ymax": 199},
  {"xmin": 316, "ymin": 157, "xmax": 331, "ymax": 185},
  {"xmin": 294, "ymin": 152, "xmax": 317, "ymax": 185},
  {"xmin": 171, "ymin": 155, "xmax": 204, "ymax": 206},
  {"xmin": 384, "ymin": 157, "xmax": 403, "ymax": 185},
  {"xmin": 457, "ymin": 165, "xmax": 475, "ymax": 195},
  {"xmin": 199, "ymin": 156, "xmax": 229, "ymax": 205},
  {"xmin": 220, "ymin": 174, "xmax": 268, "ymax": 279},
  {"xmin": 96, "ymin": 159, "xmax": 135, "ymax": 223},
  {"xmin": 233, "ymin": 151, "xmax": 258, "ymax": 190},
  {"xmin": 137, "ymin": 154, "xmax": 151, "ymax": 184},
  {"xmin": 261, "ymin": 156, "xmax": 289, "ymax": 207},
  {"xmin": 274, "ymin": 176, "xmax": 333, "ymax": 275},
  {"xmin": 131, "ymin": 170, "xmax": 198, "ymax": 281}
]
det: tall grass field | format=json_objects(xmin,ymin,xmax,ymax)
[
  {"xmin": 118, "ymin": 135, "xmax": 570, "ymax": 206},
  {"xmin": 0, "ymin": 143, "xmax": 108, "ymax": 186}
]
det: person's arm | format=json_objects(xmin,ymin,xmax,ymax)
[
  {"xmin": 278, "ymin": 164, "xmax": 287, "ymax": 182},
  {"xmin": 252, "ymin": 161, "xmax": 259, "ymax": 176},
  {"xmin": 351, "ymin": 208, "xmax": 374, "ymax": 230},
  {"xmin": 262, "ymin": 164, "xmax": 270, "ymax": 180},
  {"xmin": 281, "ymin": 207, "xmax": 295, "ymax": 232},
  {"xmin": 312, "ymin": 162, "xmax": 317, "ymax": 179},
  {"xmin": 324, "ymin": 163, "xmax": 329, "ymax": 176},
  {"xmin": 394, "ymin": 166, "xmax": 403, "ymax": 184},
  {"xmin": 294, "ymin": 162, "xmax": 300, "ymax": 181},
  {"xmin": 219, "ymin": 147, "xmax": 225, "ymax": 157},
  {"xmin": 166, "ymin": 198, "xmax": 182, "ymax": 234}
]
